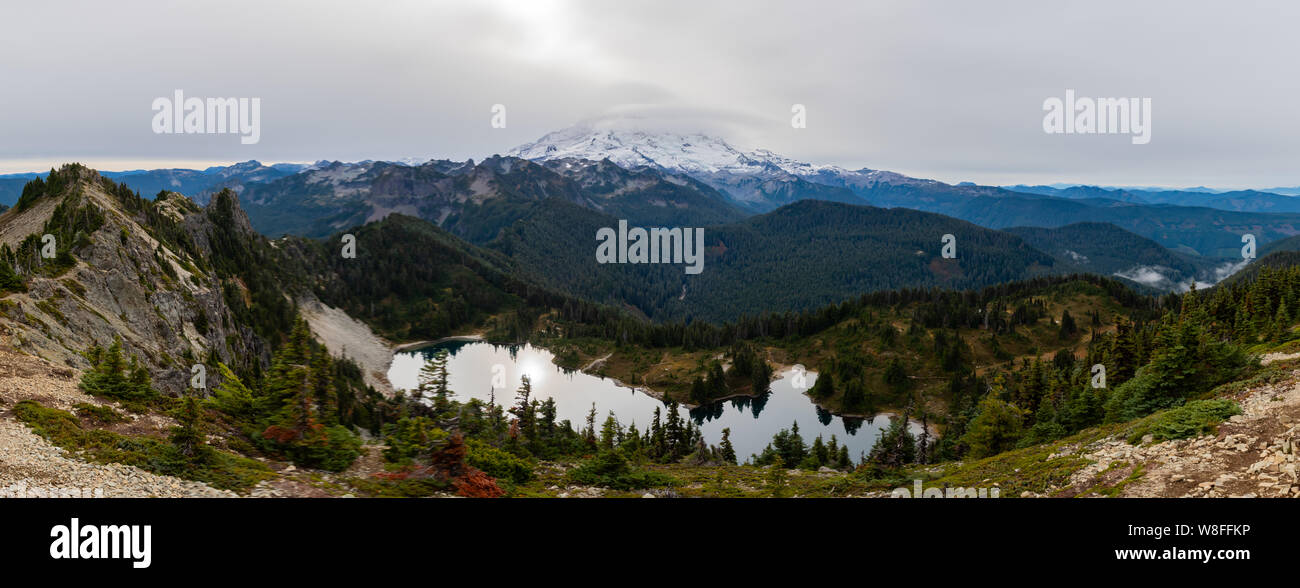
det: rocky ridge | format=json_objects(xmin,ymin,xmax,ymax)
[{"xmin": 0, "ymin": 165, "xmax": 269, "ymax": 394}]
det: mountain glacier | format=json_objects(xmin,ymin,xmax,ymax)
[{"xmin": 509, "ymin": 123, "xmax": 922, "ymax": 211}]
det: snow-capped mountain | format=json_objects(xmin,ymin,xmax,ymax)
[
  {"xmin": 506, "ymin": 122, "xmax": 970, "ymax": 212},
  {"xmin": 510, "ymin": 124, "xmax": 889, "ymax": 211},
  {"xmin": 511, "ymin": 125, "xmax": 831, "ymax": 176}
]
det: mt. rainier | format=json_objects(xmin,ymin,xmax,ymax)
[
  {"xmin": 512, "ymin": 124, "xmax": 828, "ymax": 176},
  {"xmin": 509, "ymin": 123, "xmax": 908, "ymax": 211}
]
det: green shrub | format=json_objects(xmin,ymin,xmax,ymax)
[
  {"xmin": 346, "ymin": 476, "xmax": 450, "ymax": 498},
  {"xmin": 277, "ymin": 425, "xmax": 363, "ymax": 472},
  {"xmin": 0, "ymin": 261, "xmax": 25, "ymax": 293},
  {"xmin": 73, "ymin": 402, "xmax": 127, "ymax": 424},
  {"xmin": 205, "ymin": 363, "xmax": 257, "ymax": 421},
  {"xmin": 381, "ymin": 416, "xmax": 446, "ymax": 464},
  {"xmin": 79, "ymin": 338, "xmax": 158, "ymax": 406},
  {"xmin": 466, "ymin": 439, "xmax": 534, "ymax": 483},
  {"xmin": 1103, "ymin": 370, "xmax": 1157, "ymax": 423},
  {"xmin": 1126, "ymin": 399, "xmax": 1241, "ymax": 444},
  {"xmin": 567, "ymin": 448, "xmax": 678, "ymax": 490}
]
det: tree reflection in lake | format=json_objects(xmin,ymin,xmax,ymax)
[{"xmin": 390, "ymin": 341, "xmax": 920, "ymax": 461}]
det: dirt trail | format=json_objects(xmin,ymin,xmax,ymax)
[
  {"xmin": 1064, "ymin": 357, "xmax": 1300, "ymax": 498},
  {"xmin": 581, "ymin": 353, "xmax": 612, "ymax": 372}
]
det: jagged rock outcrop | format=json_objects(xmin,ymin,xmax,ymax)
[{"xmin": 0, "ymin": 164, "xmax": 271, "ymax": 394}]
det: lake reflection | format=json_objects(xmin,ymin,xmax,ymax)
[{"xmin": 389, "ymin": 341, "xmax": 919, "ymax": 461}]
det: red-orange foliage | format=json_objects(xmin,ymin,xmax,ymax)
[
  {"xmin": 429, "ymin": 434, "xmax": 468, "ymax": 480},
  {"xmin": 261, "ymin": 425, "xmax": 299, "ymax": 443},
  {"xmin": 454, "ymin": 467, "xmax": 505, "ymax": 498},
  {"xmin": 262, "ymin": 422, "xmax": 326, "ymax": 444},
  {"xmin": 373, "ymin": 466, "xmax": 415, "ymax": 481},
  {"xmin": 368, "ymin": 434, "xmax": 505, "ymax": 497}
]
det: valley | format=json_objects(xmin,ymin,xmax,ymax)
[
  {"xmin": 9, "ymin": 4, "xmax": 1300, "ymax": 582},
  {"xmin": 3, "ymin": 139, "xmax": 1300, "ymax": 499}
]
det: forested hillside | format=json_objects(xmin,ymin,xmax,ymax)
[
  {"xmin": 1005, "ymin": 222, "xmax": 1235, "ymax": 290},
  {"xmin": 493, "ymin": 198, "xmax": 1060, "ymax": 323},
  {"xmin": 286, "ymin": 213, "xmax": 593, "ymax": 342}
]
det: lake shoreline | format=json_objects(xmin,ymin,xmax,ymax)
[
  {"xmin": 390, "ymin": 341, "xmax": 933, "ymax": 457},
  {"xmin": 392, "ymin": 333, "xmax": 485, "ymax": 352},
  {"xmin": 571, "ymin": 353, "xmax": 930, "ymax": 431}
]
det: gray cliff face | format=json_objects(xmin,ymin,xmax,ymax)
[{"xmin": 0, "ymin": 166, "xmax": 270, "ymax": 395}]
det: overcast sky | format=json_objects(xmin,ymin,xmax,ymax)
[{"xmin": 3, "ymin": 0, "xmax": 1298, "ymax": 188}]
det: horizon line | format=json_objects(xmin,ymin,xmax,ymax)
[{"xmin": 0, "ymin": 157, "xmax": 1295, "ymax": 194}]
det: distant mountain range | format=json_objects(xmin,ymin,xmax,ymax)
[
  {"xmin": 6, "ymin": 123, "xmax": 1299, "ymax": 305},
  {"xmin": 0, "ymin": 158, "xmax": 1285, "ymax": 335},
  {"xmin": 508, "ymin": 125, "xmax": 1300, "ymax": 257},
  {"xmin": 234, "ymin": 155, "xmax": 746, "ymax": 241},
  {"xmin": 1002, "ymin": 184, "xmax": 1300, "ymax": 213},
  {"xmin": 0, "ymin": 160, "xmax": 308, "ymax": 207}
]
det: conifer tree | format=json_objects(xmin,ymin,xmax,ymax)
[
  {"xmin": 417, "ymin": 349, "xmax": 451, "ymax": 414},
  {"xmin": 649, "ymin": 406, "xmax": 665, "ymax": 457},
  {"xmin": 960, "ymin": 394, "xmax": 1024, "ymax": 459},
  {"xmin": 767, "ymin": 455, "xmax": 790, "ymax": 498},
  {"xmin": 1058, "ymin": 309, "xmax": 1078, "ymax": 339},
  {"xmin": 719, "ymin": 427, "xmax": 737, "ymax": 465},
  {"xmin": 810, "ymin": 435, "xmax": 828, "ymax": 467},
  {"xmin": 1110, "ymin": 318, "xmax": 1139, "ymax": 385},
  {"xmin": 170, "ymin": 396, "xmax": 207, "ymax": 462},
  {"xmin": 583, "ymin": 401, "xmax": 598, "ymax": 449},
  {"xmin": 883, "ymin": 358, "xmax": 909, "ymax": 392},
  {"xmin": 207, "ymin": 363, "xmax": 257, "ymax": 419},
  {"xmin": 664, "ymin": 401, "xmax": 683, "ymax": 458},
  {"xmin": 308, "ymin": 350, "xmax": 338, "ymax": 425},
  {"xmin": 599, "ymin": 413, "xmax": 620, "ymax": 451},
  {"xmin": 808, "ymin": 371, "xmax": 835, "ymax": 400}
]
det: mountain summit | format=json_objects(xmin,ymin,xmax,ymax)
[
  {"xmin": 509, "ymin": 123, "xmax": 876, "ymax": 211},
  {"xmin": 510, "ymin": 124, "xmax": 830, "ymax": 176}
]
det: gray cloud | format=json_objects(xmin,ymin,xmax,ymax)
[{"xmin": 3, "ymin": 0, "xmax": 1298, "ymax": 188}]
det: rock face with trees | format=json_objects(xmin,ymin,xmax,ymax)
[{"xmin": 0, "ymin": 165, "xmax": 284, "ymax": 394}]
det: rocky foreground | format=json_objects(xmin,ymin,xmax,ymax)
[
  {"xmin": 1060, "ymin": 352, "xmax": 1300, "ymax": 498},
  {"xmin": 6, "ymin": 333, "xmax": 1300, "ymax": 499},
  {"xmin": 0, "ymin": 346, "xmax": 235, "ymax": 497}
]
